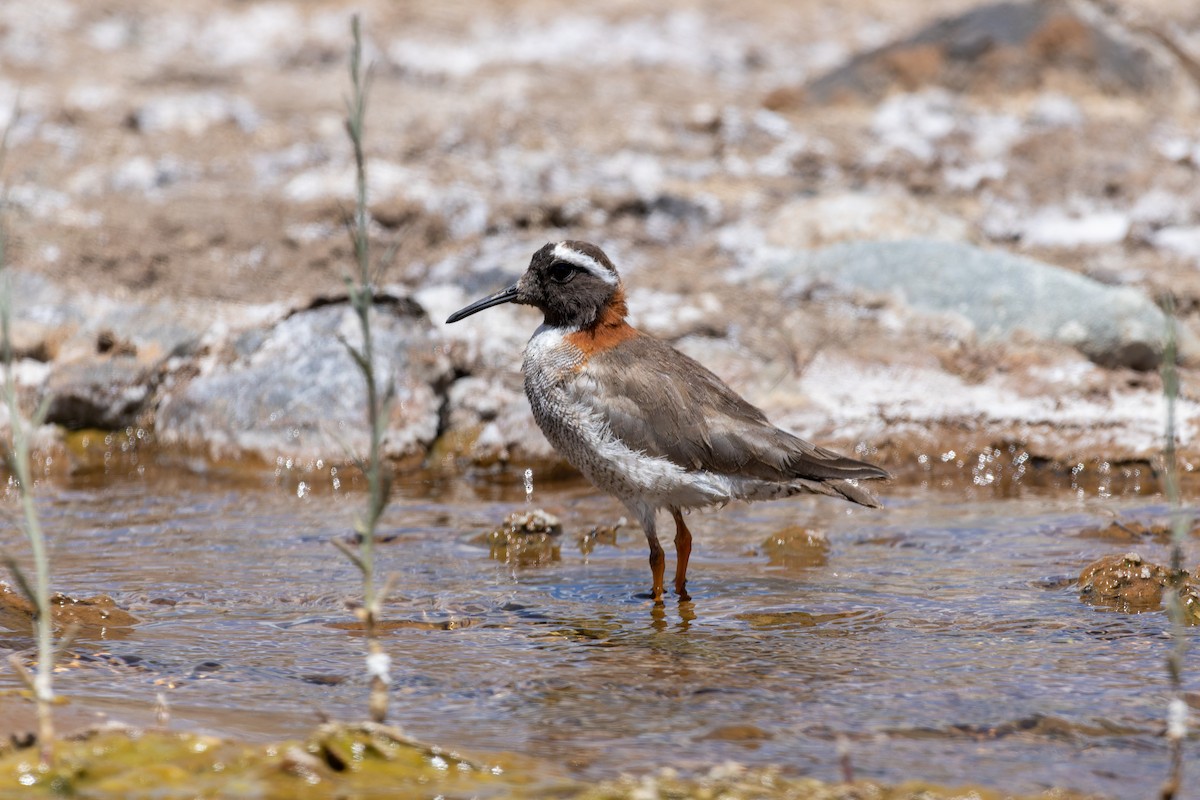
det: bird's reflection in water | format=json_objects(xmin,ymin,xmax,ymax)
[{"xmin": 649, "ymin": 601, "xmax": 696, "ymax": 632}]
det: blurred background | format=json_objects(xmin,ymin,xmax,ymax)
[{"xmin": 2, "ymin": 0, "xmax": 1199, "ymax": 474}]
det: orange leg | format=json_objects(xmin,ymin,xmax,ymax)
[
  {"xmin": 648, "ymin": 539, "xmax": 666, "ymax": 604},
  {"xmin": 626, "ymin": 502, "xmax": 666, "ymax": 604},
  {"xmin": 671, "ymin": 508, "xmax": 692, "ymax": 601}
]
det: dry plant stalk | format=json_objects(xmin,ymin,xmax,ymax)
[
  {"xmin": 0, "ymin": 116, "xmax": 58, "ymax": 764},
  {"xmin": 331, "ymin": 14, "xmax": 396, "ymax": 725},
  {"xmin": 1159, "ymin": 298, "xmax": 1191, "ymax": 800}
]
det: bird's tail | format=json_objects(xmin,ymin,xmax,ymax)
[
  {"xmin": 824, "ymin": 478, "xmax": 883, "ymax": 508},
  {"xmin": 781, "ymin": 443, "xmax": 888, "ymax": 507},
  {"xmin": 784, "ymin": 447, "xmax": 891, "ymax": 483},
  {"xmin": 740, "ymin": 476, "xmax": 885, "ymax": 508}
]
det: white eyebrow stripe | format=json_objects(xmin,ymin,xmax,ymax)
[{"xmin": 553, "ymin": 242, "xmax": 618, "ymax": 285}]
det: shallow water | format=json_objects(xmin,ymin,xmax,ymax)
[{"xmin": 1, "ymin": 466, "xmax": 1196, "ymax": 797}]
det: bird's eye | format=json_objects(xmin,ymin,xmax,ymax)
[{"xmin": 547, "ymin": 262, "xmax": 577, "ymax": 284}]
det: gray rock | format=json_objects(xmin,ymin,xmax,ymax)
[
  {"xmin": 767, "ymin": 239, "xmax": 1183, "ymax": 370},
  {"xmin": 156, "ymin": 300, "xmax": 451, "ymax": 463},
  {"xmin": 8, "ymin": 268, "xmax": 208, "ymax": 362},
  {"xmin": 44, "ymin": 359, "xmax": 153, "ymax": 430},
  {"xmin": 5, "ymin": 270, "xmax": 209, "ymax": 429},
  {"xmin": 57, "ymin": 301, "xmax": 207, "ymax": 366},
  {"xmin": 801, "ymin": 0, "xmax": 1179, "ymax": 104},
  {"xmin": 4, "ymin": 269, "xmax": 82, "ymax": 332}
]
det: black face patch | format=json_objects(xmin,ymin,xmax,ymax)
[{"xmin": 516, "ymin": 241, "xmax": 622, "ymax": 329}]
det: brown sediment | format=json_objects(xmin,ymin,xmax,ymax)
[
  {"xmin": 8, "ymin": 427, "xmax": 1197, "ymax": 501},
  {"xmin": 0, "ymin": 586, "xmax": 139, "ymax": 637},
  {"xmin": 1074, "ymin": 519, "xmax": 1200, "ymax": 543}
]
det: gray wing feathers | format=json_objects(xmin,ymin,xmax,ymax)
[{"xmin": 584, "ymin": 336, "xmax": 890, "ymax": 495}]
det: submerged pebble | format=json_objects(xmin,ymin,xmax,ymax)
[
  {"xmin": 471, "ymin": 509, "xmax": 563, "ymax": 566},
  {"xmin": 759, "ymin": 525, "xmax": 831, "ymax": 570},
  {"xmin": 1077, "ymin": 552, "xmax": 1200, "ymax": 622},
  {"xmin": 579, "ymin": 516, "xmax": 625, "ymax": 556},
  {"xmin": 1074, "ymin": 519, "xmax": 1199, "ymax": 542},
  {"xmin": 0, "ymin": 584, "xmax": 139, "ymax": 636}
]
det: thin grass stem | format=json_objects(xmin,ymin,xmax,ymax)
[
  {"xmin": 1159, "ymin": 296, "xmax": 1191, "ymax": 800},
  {"xmin": 337, "ymin": 14, "xmax": 393, "ymax": 725},
  {"xmin": 0, "ymin": 105, "xmax": 57, "ymax": 764}
]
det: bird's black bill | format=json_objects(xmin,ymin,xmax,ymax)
[{"xmin": 446, "ymin": 284, "xmax": 519, "ymax": 323}]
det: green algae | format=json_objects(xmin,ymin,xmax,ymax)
[
  {"xmin": 0, "ymin": 723, "xmax": 517, "ymax": 799},
  {"xmin": 0, "ymin": 725, "xmax": 1104, "ymax": 800}
]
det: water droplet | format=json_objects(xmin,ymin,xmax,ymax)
[
  {"xmin": 297, "ymin": 481, "xmax": 309, "ymax": 499},
  {"xmin": 523, "ymin": 468, "xmax": 534, "ymax": 502}
]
